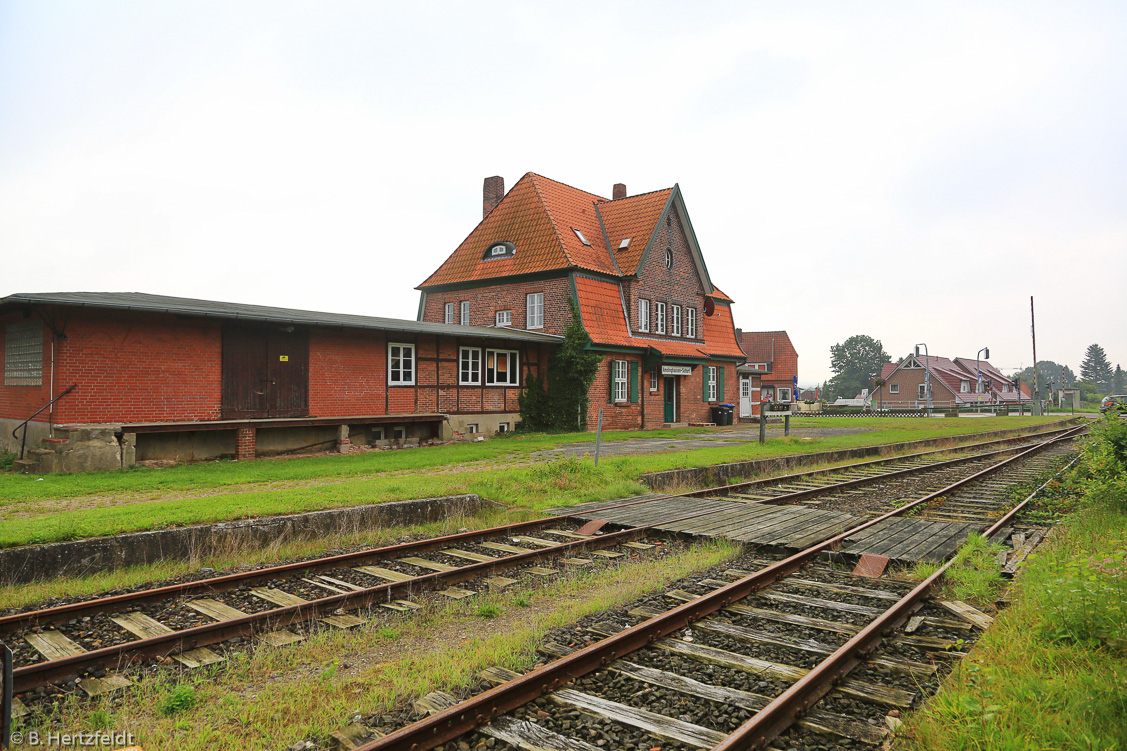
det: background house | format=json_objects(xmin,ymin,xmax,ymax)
[
  {"xmin": 735, "ymin": 330, "xmax": 799, "ymax": 405},
  {"xmin": 870, "ymin": 354, "xmax": 1027, "ymax": 409},
  {"xmin": 417, "ymin": 174, "xmax": 747, "ymax": 430}
]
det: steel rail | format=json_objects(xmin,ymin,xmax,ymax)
[
  {"xmin": 680, "ymin": 423, "xmax": 1078, "ymax": 500},
  {"xmin": 9, "ymin": 502, "xmax": 738, "ymax": 693},
  {"xmin": 353, "ymin": 427, "xmax": 1084, "ymax": 751},
  {"xmin": 0, "ymin": 491, "xmax": 694, "ymax": 634},
  {"xmin": 713, "ymin": 432, "xmax": 1081, "ymax": 751}
]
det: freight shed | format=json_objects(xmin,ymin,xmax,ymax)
[{"xmin": 0, "ymin": 292, "xmax": 559, "ymax": 472}]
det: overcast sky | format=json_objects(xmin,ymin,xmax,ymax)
[{"xmin": 2, "ymin": 1, "xmax": 1124, "ymax": 384}]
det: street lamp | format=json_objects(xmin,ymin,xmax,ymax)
[
  {"xmin": 914, "ymin": 343, "xmax": 933, "ymax": 415},
  {"xmin": 976, "ymin": 346, "xmax": 990, "ymax": 408}
]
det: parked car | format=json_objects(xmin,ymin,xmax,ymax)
[{"xmin": 1100, "ymin": 395, "xmax": 1127, "ymax": 414}]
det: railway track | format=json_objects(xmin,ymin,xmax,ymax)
[
  {"xmin": 0, "ymin": 424, "xmax": 1082, "ymax": 728},
  {"xmin": 340, "ymin": 428, "xmax": 1081, "ymax": 751}
]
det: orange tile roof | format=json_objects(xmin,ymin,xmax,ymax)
[
  {"xmin": 419, "ymin": 173, "xmax": 617, "ymax": 288},
  {"xmin": 708, "ymin": 286, "xmax": 733, "ymax": 302},
  {"xmin": 574, "ymin": 276, "xmax": 745, "ymax": 360},
  {"xmin": 739, "ymin": 331, "xmax": 797, "ymax": 363},
  {"xmin": 597, "ymin": 188, "xmax": 673, "ymax": 275}
]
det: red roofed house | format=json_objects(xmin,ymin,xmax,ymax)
[
  {"xmin": 735, "ymin": 330, "xmax": 799, "ymax": 411},
  {"xmin": 870, "ymin": 354, "xmax": 1028, "ymax": 410},
  {"xmin": 418, "ymin": 174, "xmax": 747, "ymax": 430}
]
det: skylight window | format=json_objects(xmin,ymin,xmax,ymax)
[
  {"xmin": 618, "ymin": 238, "xmax": 630, "ymax": 249},
  {"xmin": 572, "ymin": 228, "xmax": 591, "ymax": 246}
]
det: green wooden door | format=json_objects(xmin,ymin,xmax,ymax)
[{"xmin": 663, "ymin": 377, "xmax": 676, "ymax": 422}]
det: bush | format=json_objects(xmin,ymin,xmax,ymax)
[
  {"xmin": 159, "ymin": 683, "xmax": 198, "ymax": 715},
  {"xmin": 0, "ymin": 451, "xmax": 14, "ymax": 472}
]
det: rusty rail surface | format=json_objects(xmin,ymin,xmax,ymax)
[{"xmin": 354, "ymin": 426, "xmax": 1083, "ymax": 751}]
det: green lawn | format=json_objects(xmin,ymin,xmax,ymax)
[{"xmin": 0, "ymin": 416, "xmax": 1065, "ymax": 548}]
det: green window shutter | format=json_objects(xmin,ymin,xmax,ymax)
[
  {"xmin": 629, "ymin": 360, "xmax": 639, "ymax": 403},
  {"xmin": 718, "ymin": 366, "xmax": 726, "ymax": 402},
  {"xmin": 702, "ymin": 365, "xmax": 710, "ymax": 402},
  {"xmin": 609, "ymin": 360, "xmax": 616, "ymax": 402}
]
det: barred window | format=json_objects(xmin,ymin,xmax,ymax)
[{"xmin": 4, "ymin": 322, "xmax": 42, "ymax": 386}]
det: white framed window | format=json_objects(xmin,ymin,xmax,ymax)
[
  {"xmin": 460, "ymin": 301, "xmax": 470, "ymax": 325},
  {"xmin": 655, "ymin": 302, "xmax": 666, "ymax": 334},
  {"xmin": 707, "ymin": 366, "xmax": 718, "ymax": 402},
  {"xmin": 613, "ymin": 359, "xmax": 629, "ymax": 403},
  {"xmin": 498, "ymin": 422, "xmax": 510, "ymax": 433},
  {"xmin": 496, "ymin": 310, "xmax": 512, "ymax": 326},
  {"xmin": 466, "ymin": 424, "xmax": 478, "ymax": 434},
  {"xmin": 388, "ymin": 343, "xmax": 415, "ymax": 385},
  {"xmin": 960, "ymin": 380, "xmax": 969, "ymax": 393},
  {"xmin": 371, "ymin": 427, "xmax": 385, "ymax": 441},
  {"xmin": 686, "ymin": 307, "xmax": 697, "ymax": 339},
  {"xmin": 890, "ymin": 383, "xmax": 899, "ymax": 394},
  {"xmin": 1001, "ymin": 383, "xmax": 1009, "ymax": 393},
  {"xmin": 526, "ymin": 293, "xmax": 544, "ymax": 329},
  {"xmin": 459, "ymin": 347, "xmax": 482, "ymax": 385},
  {"xmin": 444, "ymin": 302, "xmax": 455, "ymax": 325},
  {"xmin": 650, "ymin": 368, "xmax": 659, "ymax": 392},
  {"xmin": 918, "ymin": 383, "xmax": 928, "ymax": 398},
  {"xmin": 671, "ymin": 305, "xmax": 681, "ymax": 336},
  {"xmin": 392, "ymin": 426, "xmax": 406, "ymax": 439},
  {"xmin": 638, "ymin": 299, "xmax": 650, "ymax": 332},
  {"xmin": 486, "ymin": 349, "xmax": 520, "ymax": 386},
  {"xmin": 4, "ymin": 322, "xmax": 43, "ymax": 386},
  {"xmin": 665, "ymin": 248, "xmax": 673, "ymax": 269},
  {"xmin": 777, "ymin": 387, "xmax": 792, "ymax": 402}
]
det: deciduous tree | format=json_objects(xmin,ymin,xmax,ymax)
[{"xmin": 825, "ymin": 335, "xmax": 890, "ymax": 401}]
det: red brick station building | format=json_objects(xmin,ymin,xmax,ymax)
[{"xmin": 1, "ymin": 173, "xmax": 769, "ymax": 472}]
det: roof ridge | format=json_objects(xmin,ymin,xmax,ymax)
[
  {"xmin": 528, "ymin": 173, "xmax": 583, "ymax": 271},
  {"xmin": 603, "ymin": 185, "xmax": 674, "ymax": 203},
  {"xmin": 526, "ymin": 172, "xmax": 608, "ymax": 203}
]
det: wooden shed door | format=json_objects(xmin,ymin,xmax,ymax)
[{"xmin": 221, "ymin": 326, "xmax": 309, "ymax": 419}]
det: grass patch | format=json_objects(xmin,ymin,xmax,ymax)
[
  {"xmin": 905, "ymin": 533, "xmax": 1007, "ymax": 608},
  {"xmin": 158, "ymin": 684, "xmax": 199, "ymax": 716},
  {"xmin": 899, "ymin": 424, "xmax": 1127, "ymax": 751},
  {"xmin": 14, "ymin": 540, "xmax": 740, "ymax": 750},
  {"xmin": 0, "ymin": 417, "xmax": 1063, "ymax": 549}
]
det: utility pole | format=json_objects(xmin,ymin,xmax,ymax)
[{"xmin": 1030, "ymin": 296, "xmax": 1040, "ymax": 415}]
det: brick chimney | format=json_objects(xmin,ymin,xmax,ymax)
[
  {"xmin": 612, "ymin": 183, "xmax": 627, "ymax": 200},
  {"xmin": 483, "ymin": 176, "xmax": 504, "ymax": 218}
]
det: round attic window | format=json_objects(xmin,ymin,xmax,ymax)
[{"xmin": 483, "ymin": 241, "xmax": 515, "ymax": 260}]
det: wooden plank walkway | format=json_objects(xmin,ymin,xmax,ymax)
[{"xmin": 568, "ymin": 495, "xmax": 980, "ymax": 563}]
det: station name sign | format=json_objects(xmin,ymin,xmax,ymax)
[{"xmin": 660, "ymin": 365, "xmax": 693, "ymax": 376}]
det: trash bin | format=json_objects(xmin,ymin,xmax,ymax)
[
  {"xmin": 720, "ymin": 404, "xmax": 735, "ymax": 425},
  {"xmin": 710, "ymin": 406, "xmax": 724, "ymax": 425}
]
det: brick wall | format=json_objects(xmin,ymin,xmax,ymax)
[
  {"xmin": 623, "ymin": 209, "xmax": 707, "ymax": 342},
  {"xmin": 421, "ymin": 277, "xmax": 573, "ymax": 334},
  {"xmin": 1, "ymin": 307, "xmax": 552, "ymax": 429},
  {"xmin": 588, "ymin": 354, "xmax": 736, "ymax": 429},
  {"xmin": 53, "ymin": 309, "xmax": 222, "ymax": 424}
]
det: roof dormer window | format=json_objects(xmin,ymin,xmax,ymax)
[
  {"xmin": 483, "ymin": 241, "xmax": 515, "ymax": 260},
  {"xmin": 572, "ymin": 228, "xmax": 591, "ymax": 246}
]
